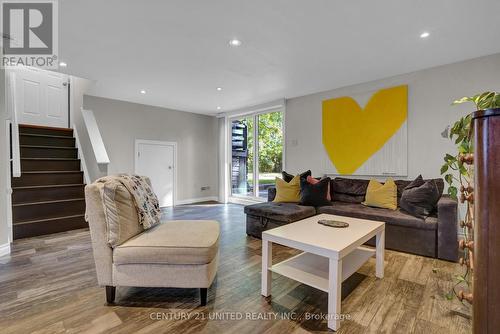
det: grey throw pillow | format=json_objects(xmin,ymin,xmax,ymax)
[{"xmin": 400, "ymin": 176, "xmax": 440, "ymax": 218}]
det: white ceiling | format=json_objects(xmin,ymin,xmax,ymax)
[{"xmin": 59, "ymin": 0, "xmax": 500, "ymax": 115}]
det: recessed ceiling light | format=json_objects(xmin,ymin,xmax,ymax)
[
  {"xmin": 216, "ymin": 87, "xmax": 222, "ymax": 91},
  {"xmin": 59, "ymin": 61, "xmax": 67, "ymax": 67},
  {"xmin": 216, "ymin": 106, "xmax": 222, "ymax": 110},
  {"xmin": 228, "ymin": 39, "xmax": 242, "ymax": 47},
  {"xmin": 140, "ymin": 90, "xmax": 146, "ymax": 94},
  {"xmin": 420, "ymin": 32, "xmax": 430, "ymax": 38}
]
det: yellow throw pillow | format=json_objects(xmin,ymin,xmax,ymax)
[
  {"xmin": 363, "ymin": 178, "xmax": 397, "ymax": 210},
  {"xmin": 273, "ymin": 175, "xmax": 301, "ymax": 203}
]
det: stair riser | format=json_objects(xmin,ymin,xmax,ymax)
[
  {"xmin": 13, "ymin": 216, "xmax": 87, "ymax": 239},
  {"xmin": 19, "ymin": 126, "xmax": 73, "ymax": 137},
  {"xmin": 21, "ymin": 159, "xmax": 80, "ymax": 172},
  {"xmin": 12, "ymin": 172, "xmax": 83, "ymax": 187},
  {"xmin": 21, "ymin": 147, "xmax": 77, "ymax": 159},
  {"xmin": 13, "ymin": 200, "xmax": 86, "ymax": 223},
  {"xmin": 20, "ymin": 135, "xmax": 75, "ymax": 147},
  {"xmin": 12, "ymin": 185, "xmax": 85, "ymax": 204}
]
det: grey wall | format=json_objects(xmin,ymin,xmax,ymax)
[
  {"xmin": 0, "ymin": 68, "xmax": 8, "ymax": 246},
  {"xmin": 285, "ymin": 53, "xmax": 500, "ymax": 180},
  {"xmin": 83, "ymin": 95, "xmax": 219, "ymax": 201}
]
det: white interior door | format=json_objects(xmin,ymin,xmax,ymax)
[
  {"xmin": 135, "ymin": 140, "xmax": 176, "ymax": 207},
  {"xmin": 13, "ymin": 67, "xmax": 69, "ymax": 128}
]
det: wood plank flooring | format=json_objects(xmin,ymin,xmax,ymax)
[{"xmin": 0, "ymin": 203, "xmax": 471, "ymax": 333}]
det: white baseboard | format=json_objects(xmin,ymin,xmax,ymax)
[
  {"xmin": 175, "ymin": 196, "xmax": 219, "ymax": 206},
  {"xmin": 0, "ymin": 243, "xmax": 11, "ymax": 257}
]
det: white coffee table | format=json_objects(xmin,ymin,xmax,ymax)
[{"xmin": 261, "ymin": 213, "xmax": 385, "ymax": 331}]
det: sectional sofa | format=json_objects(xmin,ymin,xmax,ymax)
[{"xmin": 244, "ymin": 177, "xmax": 458, "ymax": 262}]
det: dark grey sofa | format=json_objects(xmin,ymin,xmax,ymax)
[{"xmin": 244, "ymin": 177, "xmax": 458, "ymax": 262}]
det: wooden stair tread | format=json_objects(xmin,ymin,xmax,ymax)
[
  {"xmin": 20, "ymin": 145, "xmax": 77, "ymax": 150},
  {"xmin": 21, "ymin": 158, "xmax": 79, "ymax": 161},
  {"xmin": 20, "ymin": 133, "xmax": 75, "ymax": 139},
  {"xmin": 13, "ymin": 214, "xmax": 85, "ymax": 226},
  {"xmin": 19, "ymin": 171, "xmax": 82, "ymax": 174},
  {"xmin": 19, "ymin": 124, "xmax": 73, "ymax": 132},
  {"xmin": 13, "ymin": 183, "xmax": 85, "ymax": 190},
  {"xmin": 12, "ymin": 198, "xmax": 85, "ymax": 207}
]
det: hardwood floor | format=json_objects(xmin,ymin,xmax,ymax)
[{"xmin": 0, "ymin": 203, "xmax": 471, "ymax": 333}]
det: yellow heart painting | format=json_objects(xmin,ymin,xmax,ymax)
[{"xmin": 322, "ymin": 85, "xmax": 408, "ymax": 174}]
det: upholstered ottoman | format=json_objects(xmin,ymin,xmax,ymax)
[{"xmin": 244, "ymin": 202, "xmax": 316, "ymax": 238}]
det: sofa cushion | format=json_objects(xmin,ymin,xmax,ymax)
[
  {"xmin": 331, "ymin": 178, "xmax": 369, "ymax": 203},
  {"xmin": 113, "ymin": 220, "xmax": 220, "ymax": 265},
  {"xmin": 92, "ymin": 180, "xmax": 144, "ymax": 248},
  {"xmin": 331, "ymin": 178, "xmax": 445, "ymax": 205},
  {"xmin": 244, "ymin": 202, "xmax": 316, "ymax": 223},
  {"xmin": 318, "ymin": 202, "xmax": 437, "ymax": 230}
]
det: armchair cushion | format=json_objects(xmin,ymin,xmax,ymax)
[
  {"xmin": 113, "ymin": 220, "xmax": 220, "ymax": 265},
  {"xmin": 101, "ymin": 180, "xmax": 144, "ymax": 248}
]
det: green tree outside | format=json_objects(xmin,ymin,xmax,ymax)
[{"xmin": 241, "ymin": 111, "xmax": 283, "ymax": 186}]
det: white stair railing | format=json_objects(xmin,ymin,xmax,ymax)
[{"xmin": 73, "ymin": 126, "xmax": 92, "ymax": 185}]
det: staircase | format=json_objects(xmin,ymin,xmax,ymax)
[{"xmin": 11, "ymin": 124, "xmax": 87, "ymax": 239}]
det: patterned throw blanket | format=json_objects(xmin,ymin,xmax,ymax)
[{"xmin": 96, "ymin": 174, "xmax": 161, "ymax": 229}]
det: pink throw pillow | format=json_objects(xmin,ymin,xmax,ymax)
[{"xmin": 307, "ymin": 176, "xmax": 332, "ymax": 201}]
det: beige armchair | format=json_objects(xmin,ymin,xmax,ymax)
[{"xmin": 85, "ymin": 180, "xmax": 219, "ymax": 305}]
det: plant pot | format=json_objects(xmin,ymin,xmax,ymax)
[{"xmin": 472, "ymin": 107, "xmax": 500, "ymax": 334}]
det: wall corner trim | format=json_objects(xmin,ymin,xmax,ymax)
[
  {"xmin": 0, "ymin": 242, "xmax": 11, "ymax": 258},
  {"xmin": 81, "ymin": 108, "xmax": 110, "ymax": 165}
]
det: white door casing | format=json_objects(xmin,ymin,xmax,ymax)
[
  {"xmin": 135, "ymin": 140, "xmax": 177, "ymax": 207},
  {"xmin": 13, "ymin": 67, "xmax": 69, "ymax": 128}
]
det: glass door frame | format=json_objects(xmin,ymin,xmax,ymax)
[{"xmin": 227, "ymin": 108, "xmax": 284, "ymax": 202}]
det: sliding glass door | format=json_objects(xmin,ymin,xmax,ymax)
[
  {"xmin": 230, "ymin": 110, "xmax": 283, "ymax": 200},
  {"xmin": 257, "ymin": 112, "xmax": 283, "ymax": 198},
  {"xmin": 230, "ymin": 116, "xmax": 254, "ymax": 197}
]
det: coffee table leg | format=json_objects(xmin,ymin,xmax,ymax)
[
  {"xmin": 261, "ymin": 237, "xmax": 272, "ymax": 297},
  {"xmin": 328, "ymin": 257, "xmax": 342, "ymax": 331},
  {"xmin": 376, "ymin": 229, "xmax": 385, "ymax": 278}
]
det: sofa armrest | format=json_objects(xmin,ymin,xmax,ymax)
[
  {"xmin": 437, "ymin": 195, "xmax": 459, "ymax": 262},
  {"xmin": 267, "ymin": 187, "xmax": 276, "ymax": 202}
]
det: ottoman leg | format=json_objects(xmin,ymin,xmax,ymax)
[{"xmin": 200, "ymin": 288, "xmax": 207, "ymax": 306}]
